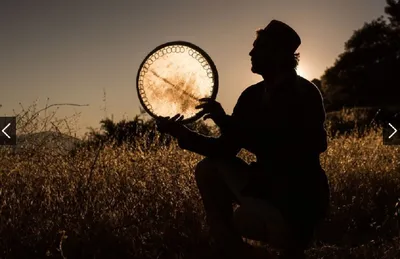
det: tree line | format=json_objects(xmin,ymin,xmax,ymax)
[{"xmin": 316, "ymin": 0, "xmax": 400, "ymax": 112}]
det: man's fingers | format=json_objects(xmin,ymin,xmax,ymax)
[
  {"xmin": 199, "ymin": 97, "xmax": 213, "ymax": 102},
  {"xmin": 197, "ymin": 98, "xmax": 215, "ymax": 108},
  {"xmin": 196, "ymin": 102, "xmax": 212, "ymax": 110},
  {"xmin": 203, "ymin": 114, "xmax": 212, "ymax": 120},
  {"xmin": 195, "ymin": 103, "xmax": 205, "ymax": 109},
  {"xmin": 158, "ymin": 116, "xmax": 170, "ymax": 120},
  {"xmin": 171, "ymin": 114, "xmax": 181, "ymax": 121}
]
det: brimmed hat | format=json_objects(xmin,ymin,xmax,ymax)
[{"xmin": 258, "ymin": 20, "xmax": 301, "ymax": 53}]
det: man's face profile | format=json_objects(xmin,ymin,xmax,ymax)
[{"xmin": 249, "ymin": 34, "xmax": 277, "ymax": 76}]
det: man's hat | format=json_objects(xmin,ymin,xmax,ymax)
[{"xmin": 258, "ymin": 20, "xmax": 301, "ymax": 53}]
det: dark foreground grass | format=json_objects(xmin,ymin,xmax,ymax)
[{"xmin": 1, "ymin": 127, "xmax": 400, "ymax": 259}]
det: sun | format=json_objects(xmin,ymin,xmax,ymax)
[{"xmin": 296, "ymin": 66, "xmax": 308, "ymax": 79}]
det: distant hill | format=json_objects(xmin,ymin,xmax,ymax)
[{"xmin": 12, "ymin": 131, "xmax": 82, "ymax": 154}]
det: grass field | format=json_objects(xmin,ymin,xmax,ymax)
[{"xmin": 1, "ymin": 109, "xmax": 400, "ymax": 258}]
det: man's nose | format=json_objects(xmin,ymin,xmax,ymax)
[{"xmin": 249, "ymin": 48, "xmax": 254, "ymax": 56}]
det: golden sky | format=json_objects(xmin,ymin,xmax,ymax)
[{"xmin": 0, "ymin": 0, "xmax": 388, "ymax": 136}]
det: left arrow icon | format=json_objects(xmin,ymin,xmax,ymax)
[{"xmin": 2, "ymin": 123, "xmax": 11, "ymax": 139}]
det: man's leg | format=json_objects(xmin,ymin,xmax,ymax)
[
  {"xmin": 195, "ymin": 157, "xmax": 293, "ymax": 258},
  {"xmin": 232, "ymin": 197, "xmax": 289, "ymax": 245},
  {"xmin": 209, "ymin": 158, "xmax": 290, "ymax": 245},
  {"xmin": 205, "ymin": 157, "xmax": 312, "ymax": 257},
  {"xmin": 232, "ymin": 198, "xmax": 312, "ymax": 259},
  {"xmin": 194, "ymin": 157, "xmax": 248, "ymax": 256}
]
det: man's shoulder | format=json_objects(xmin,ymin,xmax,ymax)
[
  {"xmin": 232, "ymin": 81, "xmax": 264, "ymax": 115},
  {"xmin": 296, "ymin": 76, "xmax": 323, "ymax": 98},
  {"xmin": 295, "ymin": 76, "xmax": 315, "ymax": 90},
  {"xmin": 239, "ymin": 81, "xmax": 265, "ymax": 99}
]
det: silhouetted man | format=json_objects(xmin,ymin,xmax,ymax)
[{"xmin": 157, "ymin": 20, "xmax": 330, "ymax": 259}]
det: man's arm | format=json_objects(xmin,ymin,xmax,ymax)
[
  {"xmin": 296, "ymin": 84, "xmax": 328, "ymax": 154},
  {"xmin": 177, "ymin": 125, "xmax": 241, "ymax": 158},
  {"xmin": 278, "ymin": 82, "xmax": 327, "ymax": 157},
  {"xmin": 177, "ymin": 90, "xmax": 250, "ymax": 158}
]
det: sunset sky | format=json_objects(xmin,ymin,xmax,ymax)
[{"xmin": 0, "ymin": 0, "xmax": 388, "ymax": 136}]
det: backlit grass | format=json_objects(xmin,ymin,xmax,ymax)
[{"xmin": 0, "ymin": 105, "xmax": 400, "ymax": 258}]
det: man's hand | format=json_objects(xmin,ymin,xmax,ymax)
[
  {"xmin": 156, "ymin": 114, "xmax": 186, "ymax": 138},
  {"xmin": 196, "ymin": 98, "xmax": 227, "ymax": 126}
]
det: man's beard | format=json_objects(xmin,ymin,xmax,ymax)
[
  {"xmin": 251, "ymin": 61, "xmax": 279, "ymax": 77},
  {"xmin": 251, "ymin": 63, "xmax": 261, "ymax": 74}
]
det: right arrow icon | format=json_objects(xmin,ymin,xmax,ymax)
[{"xmin": 389, "ymin": 123, "xmax": 397, "ymax": 139}]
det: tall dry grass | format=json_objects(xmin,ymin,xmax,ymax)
[{"xmin": 1, "ymin": 103, "xmax": 400, "ymax": 258}]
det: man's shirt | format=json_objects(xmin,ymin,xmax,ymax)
[{"xmin": 178, "ymin": 70, "xmax": 327, "ymax": 165}]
